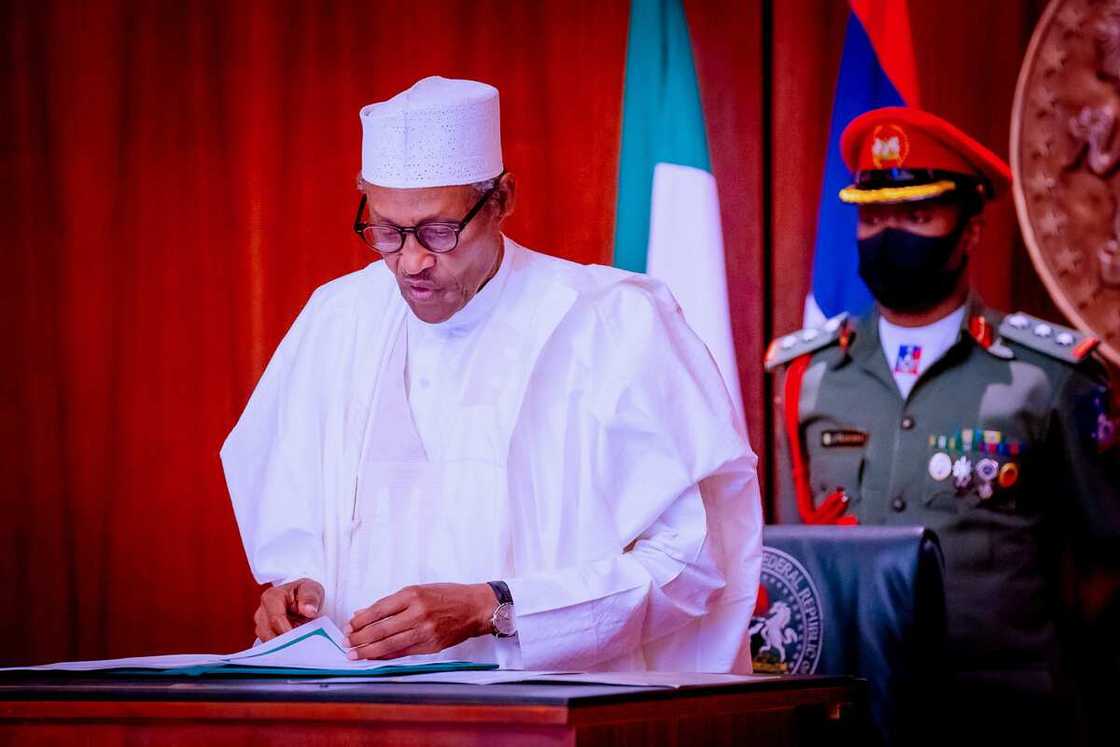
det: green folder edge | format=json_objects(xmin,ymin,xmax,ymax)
[
  {"xmin": 47, "ymin": 629, "xmax": 498, "ymax": 678},
  {"xmin": 113, "ymin": 661, "xmax": 497, "ymax": 678}
]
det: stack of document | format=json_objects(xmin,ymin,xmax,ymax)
[
  {"xmin": 0, "ymin": 618, "xmax": 494, "ymax": 677},
  {"xmin": 3, "ymin": 618, "xmax": 773, "ymax": 688}
]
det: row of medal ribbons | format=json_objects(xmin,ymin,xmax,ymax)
[
  {"xmin": 927, "ymin": 428, "xmax": 1025, "ymax": 457},
  {"xmin": 926, "ymin": 429, "xmax": 1023, "ymax": 501}
]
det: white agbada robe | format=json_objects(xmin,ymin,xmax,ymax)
[{"xmin": 221, "ymin": 237, "xmax": 763, "ymax": 672}]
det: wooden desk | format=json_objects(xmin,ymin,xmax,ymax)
[{"xmin": 0, "ymin": 674, "xmax": 868, "ymax": 745}]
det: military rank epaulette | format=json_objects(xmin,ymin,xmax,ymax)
[
  {"xmin": 764, "ymin": 313, "xmax": 850, "ymax": 372},
  {"xmin": 998, "ymin": 311, "xmax": 1100, "ymax": 364}
]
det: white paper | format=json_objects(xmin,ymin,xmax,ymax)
[
  {"xmin": 291, "ymin": 670, "xmax": 579, "ymax": 685},
  {"xmin": 3, "ymin": 618, "xmax": 774, "ymax": 687},
  {"xmin": 0, "ymin": 652, "xmax": 227, "ymax": 673},
  {"xmin": 289, "ymin": 669, "xmax": 771, "ymax": 688},
  {"xmin": 223, "ymin": 618, "xmax": 352, "ymax": 668},
  {"xmin": 530, "ymin": 671, "xmax": 770, "ymax": 688},
  {"xmin": 0, "ymin": 618, "xmax": 423, "ymax": 673}
]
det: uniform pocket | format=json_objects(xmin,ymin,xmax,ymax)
[{"xmin": 809, "ymin": 451, "xmax": 866, "ymax": 507}]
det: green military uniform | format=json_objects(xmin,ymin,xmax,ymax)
[
  {"xmin": 781, "ymin": 105, "xmax": 1120, "ymax": 741},
  {"xmin": 767, "ymin": 300, "xmax": 1120, "ymax": 706}
]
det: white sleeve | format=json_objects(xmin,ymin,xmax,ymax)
[
  {"xmin": 505, "ymin": 478, "xmax": 734, "ymax": 671},
  {"xmin": 220, "ymin": 291, "xmax": 328, "ymax": 588},
  {"xmin": 503, "ymin": 278, "xmax": 761, "ymax": 672}
]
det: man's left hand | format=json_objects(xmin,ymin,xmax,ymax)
[{"xmin": 343, "ymin": 583, "xmax": 496, "ymax": 660}]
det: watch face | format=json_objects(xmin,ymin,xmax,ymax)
[{"xmin": 492, "ymin": 603, "xmax": 516, "ymax": 637}]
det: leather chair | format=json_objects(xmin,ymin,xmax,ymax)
[{"xmin": 755, "ymin": 525, "xmax": 946, "ymax": 746}]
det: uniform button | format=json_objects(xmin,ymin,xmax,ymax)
[
  {"xmin": 901, "ymin": 415, "xmax": 916, "ymax": 430},
  {"xmin": 891, "ymin": 497, "xmax": 907, "ymax": 512}
]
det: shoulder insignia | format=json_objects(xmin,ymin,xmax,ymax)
[
  {"xmin": 765, "ymin": 313, "xmax": 850, "ymax": 371},
  {"xmin": 999, "ymin": 311, "xmax": 1100, "ymax": 364},
  {"xmin": 968, "ymin": 314, "xmax": 1015, "ymax": 359}
]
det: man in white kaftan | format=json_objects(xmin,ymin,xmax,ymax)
[{"xmin": 221, "ymin": 76, "xmax": 763, "ymax": 672}]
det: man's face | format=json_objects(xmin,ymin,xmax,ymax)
[
  {"xmin": 853, "ymin": 196, "xmax": 983, "ymax": 315},
  {"xmin": 856, "ymin": 200, "xmax": 963, "ymax": 240},
  {"xmin": 362, "ymin": 179, "xmax": 512, "ymax": 323}
]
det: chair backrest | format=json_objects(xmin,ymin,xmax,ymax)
[{"xmin": 754, "ymin": 525, "xmax": 946, "ymax": 746}]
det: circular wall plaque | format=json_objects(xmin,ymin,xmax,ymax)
[{"xmin": 1012, "ymin": 0, "xmax": 1120, "ymax": 366}]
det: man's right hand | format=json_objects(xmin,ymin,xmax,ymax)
[{"xmin": 253, "ymin": 578, "xmax": 325, "ymax": 641}]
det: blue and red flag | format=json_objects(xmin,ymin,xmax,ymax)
[{"xmin": 805, "ymin": 0, "xmax": 921, "ymax": 326}]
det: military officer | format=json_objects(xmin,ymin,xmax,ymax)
[{"xmin": 766, "ymin": 107, "xmax": 1119, "ymax": 742}]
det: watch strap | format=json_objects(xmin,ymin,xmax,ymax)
[{"xmin": 487, "ymin": 580, "xmax": 513, "ymax": 606}]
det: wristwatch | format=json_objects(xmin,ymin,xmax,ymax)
[{"xmin": 486, "ymin": 580, "xmax": 516, "ymax": 638}]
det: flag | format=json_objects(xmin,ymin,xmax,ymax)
[
  {"xmin": 613, "ymin": 0, "xmax": 743, "ymax": 419},
  {"xmin": 805, "ymin": 0, "xmax": 921, "ymax": 326}
]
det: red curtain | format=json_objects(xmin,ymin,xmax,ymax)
[
  {"xmin": 2, "ymin": 0, "xmax": 1051, "ymax": 663},
  {"xmin": 1, "ymin": 0, "xmax": 629, "ymax": 664}
]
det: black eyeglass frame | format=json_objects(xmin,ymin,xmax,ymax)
[{"xmin": 352, "ymin": 173, "xmax": 506, "ymax": 255}]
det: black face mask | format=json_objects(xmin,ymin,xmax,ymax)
[{"xmin": 857, "ymin": 223, "xmax": 968, "ymax": 313}]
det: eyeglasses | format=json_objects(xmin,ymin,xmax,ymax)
[{"xmin": 353, "ymin": 175, "xmax": 504, "ymax": 255}]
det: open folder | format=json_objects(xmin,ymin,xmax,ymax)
[{"xmin": 0, "ymin": 618, "xmax": 495, "ymax": 677}]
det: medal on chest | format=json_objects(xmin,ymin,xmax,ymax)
[{"xmin": 926, "ymin": 428, "xmax": 1024, "ymax": 504}]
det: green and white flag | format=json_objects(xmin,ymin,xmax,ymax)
[{"xmin": 613, "ymin": 0, "xmax": 743, "ymax": 419}]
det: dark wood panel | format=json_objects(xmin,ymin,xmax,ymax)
[
  {"xmin": 0, "ymin": 723, "xmax": 569, "ymax": 747},
  {"xmin": 687, "ymin": 0, "xmax": 770, "ymax": 500},
  {"xmin": 770, "ymin": 0, "xmax": 850, "ymax": 345},
  {"xmin": 0, "ymin": 678, "xmax": 867, "ymax": 746},
  {"xmin": 768, "ymin": 0, "xmax": 850, "ymax": 522}
]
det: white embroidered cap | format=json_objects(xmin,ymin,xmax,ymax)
[{"xmin": 359, "ymin": 76, "xmax": 503, "ymax": 189}]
